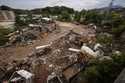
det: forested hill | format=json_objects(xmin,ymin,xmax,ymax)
[
  {"xmin": 92, "ymin": 5, "xmax": 125, "ymax": 15},
  {"xmin": 0, "ymin": 5, "xmax": 30, "ymax": 14},
  {"xmin": 0, "ymin": 5, "xmax": 76, "ymax": 15},
  {"xmin": 1, "ymin": 5, "xmax": 125, "ymax": 15},
  {"xmin": 31, "ymin": 6, "xmax": 75, "ymax": 14}
]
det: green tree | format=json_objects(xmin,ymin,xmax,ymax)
[
  {"xmin": 78, "ymin": 53, "xmax": 125, "ymax": 83},
  {"xmin": 110, "ymin": 12, "xmax": 125, "ymax": 36},
  {"xmin": 59, "ymin": 11, "xmax": 71, "ymax": 22},
  {"xmin": 84, "ymin": 11, "xmax": 103, "ymax": 25},
  {"xmin": 0, "ymin": 27, "xmax": 12, "ymax": 46},
  {"xmin": 74, "ymin": 11, "xmax": 81, "ymax": 22},
  {"xmin": 15, "ymin": 15, "xmax": 27, "ymax": 27}
]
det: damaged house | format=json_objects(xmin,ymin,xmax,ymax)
[{"xmin": 0, "ymin": 10, "xmax": 15, "ymax": 28}]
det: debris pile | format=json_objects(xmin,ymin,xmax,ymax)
[
  {"xmin": 7, "ymin": 22, "xmax": 56, "ymax": 45},
  {"xmin": 0, "ymin": 22, "xmax": 99, "ymax": 83},
  {"xmin": 0, "ymin": 31, "xmax": 84, "ymax": 82}
]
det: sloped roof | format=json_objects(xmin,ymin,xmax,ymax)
[{"xmin": 0, "ymin": 10, "xmax": 15, "ymax": 22}]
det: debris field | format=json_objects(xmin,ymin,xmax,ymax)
[{"xmin": 0, "ymin": 21, "xmax": 96, "ymax": 83}]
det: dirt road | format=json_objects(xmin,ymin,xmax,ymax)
[{"xmin": 0, "ymin": 22, "xmax": 95, "ymax": 66}]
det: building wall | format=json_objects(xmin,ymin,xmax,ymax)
[{"xmin": 0, "ymin": 10, "xmax": 15, "ymax": 28}]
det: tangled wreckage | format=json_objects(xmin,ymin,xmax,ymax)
[{"xmin": 0, "ymin": 21, "xmax": 105, "ymax": 83}]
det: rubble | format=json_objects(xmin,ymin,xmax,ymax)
[
  {"xmin": 35, "ymin": 44, "xmax": 52, "ymax": 50},
  {"xmin": 88, "ymin": 23, "xmax": 97, "ymax": 30},
  {"xmin": 9, "ymin": 70, "xmax": 33, "ymax": 83},
  {"xmin": 30, "ymin": 31, "xmax": 97, "ymax": 82},
  {"xmin": 0, "ymin": 31, "xmax": 85, "ymax": 82},
  {"xmin": 0, "ymin": 22, "xmax": 97, "ymax": 83},
  {"xmin": 69, "ymin": 43, "xmax": 104, "ymax": 58},
  {"xmin": 62, "ymin": 62, "xmax": 84, "ymax": 81},
  {"xmin": 68, "ymin": 48, "xmax": 80, "ymax": 52},
  {"xmin": 7, "ymin": 22, "xmax": 56, "ymax": 45}
]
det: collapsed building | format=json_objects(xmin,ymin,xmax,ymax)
[
  {"xmin": 0, "ymin": 20, "xmax": 104, "ymax": 83},
  {"xmin": 0, "ymin": 29, "xmax": 98, "ymax": 83}
]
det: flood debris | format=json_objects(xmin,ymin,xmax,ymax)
[
  {"xmin": 0, "ymin": 21, "xmax": 98, "ymax": 83},
  {"xmin": 35, "ymin": 43, "xmax": 52, "ymax": 50},
  {"xmin": 62, "ymin": 62, "xmax": 84, "ymax": 82},
  {"xmin": 47, "ymin": 72, "xmax": 64, "ymax": 83},
  {"xmin": 88, "ymin": 23, "xmax": 97, "ymax": 30},
  {"xmin": 68, "ymin": 43, "xmax": 104, "ymax": 58},
  {"xmin": 9, "ymin": 70, "xmax": 33, "ymax": 83},
  {"xmin": 68, "ymin": 48, "xmax": 80, "ymax": 52},
  {"xmin": 7, "ymin": 21, "xmax": 56, "ymax": 46}
]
